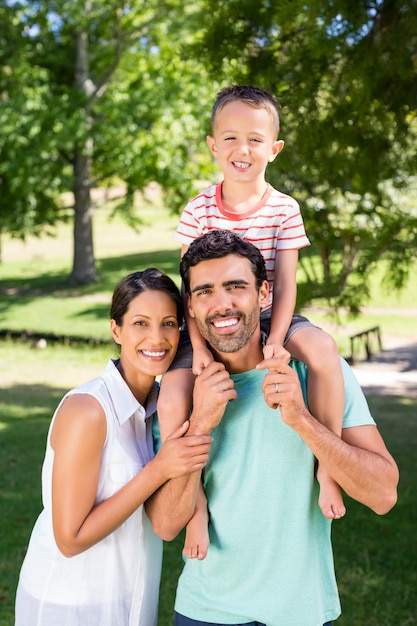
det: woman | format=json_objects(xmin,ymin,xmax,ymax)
[{"xmin": 15, "ymin": 268, "xmax": 212, "ymax": 626}]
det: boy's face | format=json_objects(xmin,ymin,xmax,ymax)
[{"xmin": 207, "ymin": 100, "xmax": 284, "ymax": 185}]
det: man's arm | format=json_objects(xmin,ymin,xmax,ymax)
[
  {"xmin": 146, "ymin": 361, "xmax": 237, "ymax": 540},
  {"xmin": 340, "ymin": 424, "xmax": 398, "ymax": 513},
  {"xmin": 295, "ymin": 418, "xmax": 397, "ymax": 514},
  {"xmin": 145, "ymin": 465, "xmax": 203, "ymax": 541},
  {"xmin": 258, "ymin": 357, "xmax": 399, "ymax": 515}
]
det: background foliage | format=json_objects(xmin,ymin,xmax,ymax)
[{"xmin": 1, "ymin": 0, "xmax": 416, "ymax": 303}]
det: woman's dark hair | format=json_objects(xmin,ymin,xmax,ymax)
[
  {"xmin": 180, "ymin": 230, "xmax": 267, "ymax": 295},
  {"xmin": 110, "ymin": 268, "xmax": 183, "ymax": 326}
]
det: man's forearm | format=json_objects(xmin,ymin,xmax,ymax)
[
  {"xmin": 260, "ymin": 357, "xmax": 399, "ymax": 515},
  {"xmin": 339, "ymin": 425, "xmax": 398, "ymax": 513},
  {"xmin": 146, "ymin": 396, "xmax": 219, "ymax": 540},
  {"xmin": 294, "ymin": 413, "xmax": 398, "ymax": 514},
  {"xmin": 145, "ymin": 468, "xmax": 202, "ymax": 541}
]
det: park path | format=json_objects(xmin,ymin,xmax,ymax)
[{"xmin": 350, "ymin": 336, "xmax": 417, "ymax": 397}]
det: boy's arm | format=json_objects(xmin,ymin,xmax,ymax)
[{"xmin": 267, "ymin": 248, "xmax": 299, "ymax": 346}]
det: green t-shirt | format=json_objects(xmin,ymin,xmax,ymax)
[{"xmin": 156, "ymin": 358, "xmax": 375, "ymax": 626}]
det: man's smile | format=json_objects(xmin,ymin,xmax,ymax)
[
  {"xmin": 208, "ymin": 313, "xmax": 242, "ymax": 333},
  {"xmin": 212, "ymin": 317, "xmax": 240, "ymax": 329}
]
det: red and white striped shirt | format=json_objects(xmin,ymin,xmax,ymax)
[{"xmin": 175, "ymin": 182, "xmax": 310, "ymax": 306}]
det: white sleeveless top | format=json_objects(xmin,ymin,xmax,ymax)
[{"xmin": 15, "ymin": 360, "xmax": 162, "ymax": 626}]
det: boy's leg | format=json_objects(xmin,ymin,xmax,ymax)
[
  {"xmin": 158, "ymin": 368, "xmax": 210, "ymax": 558},
  {"xmin": 157, "ymin": 368, "xmax": 195, "ymax": 441},
  {"xmin": 286, "ymin": 324, "xmax": 346, "ymax": 519},
  {"xmin": 183, "ymin": 482, "xmax": 210, "ymax": 560}
]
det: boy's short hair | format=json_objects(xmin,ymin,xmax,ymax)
[{"xmin": 211, "ymin": 85, "xmax": 280, "ymax": 137}]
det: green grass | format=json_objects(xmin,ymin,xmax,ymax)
[
  {"xmin": 0, "ymin": 203, "xmax": 181, "ymax": 339},
  {"xmin": 1, "ymin": 201, "xmax": 417, "ymax": 352},
  {"xmin": 332, "ymin": 395, "xmax": 417, "ymax": 625},
  {"xmin": 1, "ymin": 341, "xmax": 416, "ymax": 625},
  {"xmin": 1, "ymin": 206, "xmax": 417, "ymax": 624}
]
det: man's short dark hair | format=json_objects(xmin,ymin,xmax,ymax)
[{"xmin": 180, "ymin": 230, "xmax": 267, "ymax": 294}]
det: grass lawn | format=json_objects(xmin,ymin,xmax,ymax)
[
  {"xmin": 1, "ymin": 201, "xmax": 417, "ymax": 353},
  {"xmin": 1, "ymin": 205, "xmax": 416, "ymax": 624},
  {"xmin": 1, "ymin": 340, "xmax": 416, "ymax": 626},
  {"xmin": 0, "ymin": 202, "xmax": 181, "ymax": 341}
]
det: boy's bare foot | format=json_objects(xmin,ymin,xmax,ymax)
[
  {"xmin": 317, "ymin": 465, "xmax": 346, "ymax": 519},
  {"xmin": 183, "ymin": 533, "xmax": 210, "ymax": 560},
  {"xmin": 183, "ymin": 517, "xmax": 210, "ymax": 560},
  {"xmin": 183, "ymin": 541, "xmax": 210, "ymax": 560}
]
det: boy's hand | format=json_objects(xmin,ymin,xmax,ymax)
[
  {"xmin": 192, "ymin": 346, "xmax": 214, "ymax": 375},
  {"xmin": 263, "ymin": 341, "xmax": 291, "ymax": 363}
]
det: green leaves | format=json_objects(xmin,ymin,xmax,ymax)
[
  {"xmin": 1, "ymin": 0, "xmax": 415, "ymax": 303},
  {"xmin": 190, "ymin": 0, "xmax": 417, "ymax": 312},
  {"xmin": 0, "ymin": 0, "xmax": 215, "ymax": 282}
]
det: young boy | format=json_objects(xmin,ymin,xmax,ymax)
[{"xmin": 158, "ymin": 85, "xmax": 346, "ymax": 560}]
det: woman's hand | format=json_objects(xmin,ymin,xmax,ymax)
[{"xmin": 155, "ymin": 421, "xmax": 213, "ymax": 480}]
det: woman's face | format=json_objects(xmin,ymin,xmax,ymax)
[{"xmin": 111, "ymin": 289, "xmax": 180, "ymax": 379}]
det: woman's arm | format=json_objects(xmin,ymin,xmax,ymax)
[{"xmin": 50, "ymin": 394, "xmax": 211, "ymax": 556}]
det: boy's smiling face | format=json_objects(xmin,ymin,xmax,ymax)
[{"xmin": 206, "ymin": 100, "xmax": 284, "ymax": 185}]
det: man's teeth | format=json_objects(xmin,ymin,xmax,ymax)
[
  {"xmin": 142, "ymin": 350, "xmax": 166, "ymax": 357},
  {"xmin": 213, "ymin": 318, "xmax": 238, "ymax": 328}
]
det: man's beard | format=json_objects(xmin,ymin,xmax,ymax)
[{"xmin": 195, "ymin": 309, "xmax": 259, "ymax": 354}]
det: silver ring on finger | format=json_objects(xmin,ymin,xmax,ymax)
[{"xmin": 275, "ymin": 382, "xmax": 279, "ymax": 393}]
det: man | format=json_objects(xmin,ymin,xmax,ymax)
[{"xmin": 146, "ymin": 230, "xmax": 398, "ymax": 626}]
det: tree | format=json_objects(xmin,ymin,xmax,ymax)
[
  {"xmin": 2, "ymin": 0, "xmax": 416, "ymax": 309},
  {"xmin": 188, "ymin": 0, "xmax": 417, "ymax": 312},
  {"xmin": 0, "ymin": 0, "xmax": 215, "ymax": 283}
]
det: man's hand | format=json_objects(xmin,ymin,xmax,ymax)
[
  {"xmin": 190, "ymin": 361, "xmax": 237, "ymax": 435},
  {"xmin": 257, "ymin": 356, "xmax": 309, "ymax": 423}
]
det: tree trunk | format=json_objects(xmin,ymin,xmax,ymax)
[
  {"xmin": 69, "ymin": 149, "xmax": 98, "ymax": 285},
  {"xmin": 68, "ymin": 14, "xmax": 98, "ymax": 285}
]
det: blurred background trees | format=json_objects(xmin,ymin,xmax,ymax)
[
  {"xmin": 0, "ymin": 0, "xmax": 214, "ymax": 282},
  {"xmin": 1, "ymin": 0, "xmax": 416, "ymax": 311}
]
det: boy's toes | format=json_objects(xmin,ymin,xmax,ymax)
[
  {"xmin": 183, "ymin": 545, "xmax": 198, "ymax": 559},
  {"xmin": 319, "ymin": 499, "xmax": 346, "ymax": 520},
  {"xmin": 332, "ymin": 504, "xmax": 346, "ymax": 520},
  {"xmin": 197, "ymin": 544, "xmax": 209, "ymax": 560}
]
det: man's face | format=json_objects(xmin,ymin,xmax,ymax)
[{"xmin": 188, "ymin": 254, "xmax": 269, "ymax": 355}]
